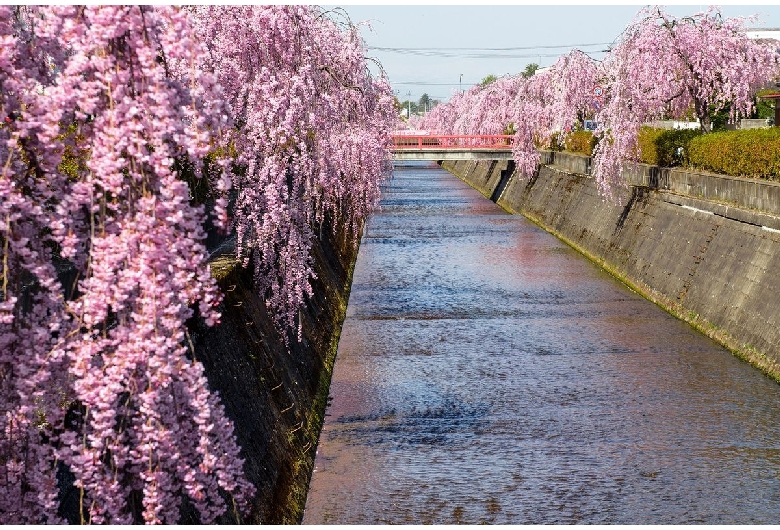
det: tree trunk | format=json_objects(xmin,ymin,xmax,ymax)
[{"xmin": 694, "ymin": 98, "xmax": 711, "ymax": 133}]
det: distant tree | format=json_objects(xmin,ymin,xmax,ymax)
[
  {"xmin": 752, "ymin": 89, "xmax": 777, "ymax": 121},
  {"xmin": 521, "ymin": 63, "xmax": 539, "ymax": 78},
  {"xmin": 399, "ymin": 100, "xmax": 419, "ymax": 116},
  {"xmin": 418, "ymin": 93, "xmax": 431, "ymax": 112},
  {"xmin": 480, "ymin": 74, "xmax": 498, "ymax": 87}
]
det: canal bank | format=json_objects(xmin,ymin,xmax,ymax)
[
  {"xmin": 182, "ymin": 218, "xmax": 359, "ymax": 523},
  {"xmin": 441, "ymin": 155, "xmax": 780, "ymax": 382}
]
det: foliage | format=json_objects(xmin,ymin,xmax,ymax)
[
  {"xmin": 636, "ymin": 127, "xmax": 664, "ymax": 164},
  {"xmin": 545, "ymin": 134, "xmax": 564, "ymax": 152},
  {"xmin": 521, "ymin": 63, "xmax": 539, "ymax": 78},
  {"xmin": 399, "ymin": 99, "xmax": 417, "ymax": 115},
  {"xmin": 688, "ymin": 128, "xmax": 780, "ymax": 178},
  {"xmin": 753, "ymin": 89, "xmax": 778, "ymax": 121},
  {"xmin": 710, "ymin": 103, "xmax": 733, "ymax": 131},
  {"xmin": 418, "ymin": 93, "xmax": 437, "ymax": 112},
  {"xmin": 563, "ymin": 130, "xmax": 597, "ymax": 156},
  {"xmin": 399, "ymin": 95, "xmax": 439, "ymax": 117},
  {"xmin": 0, "ymin": 5, "xmax": 393, "ymax": 524},
  {"xmin": 480, "ymin": 74, "xmax": 498, "ymax": 87},
  {"xmin": 636, "ymin": 127, "xmax": 703, "ymax": 166}
]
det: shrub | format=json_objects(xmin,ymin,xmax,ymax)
[
  {"xmin": 534, "ymin": 132, "xmax": 563, "ymax": 151},
  {"xmin": 563, "ymin": 130, "xmax": 597, "ymax": 156},
  {"xmin": 688, "ymin": 128, "xmax": 780, "ymax": 179},
  {"xmin": 636, "ymin": 127, "xmax": 664, "ymax": 164},
  {"xmin": 637, "ymin": 127, "xmax": 703, "ymax": 166},
  {"xmin": 548, "ymin": 133, "xmax": 564, "ymax": 152}
]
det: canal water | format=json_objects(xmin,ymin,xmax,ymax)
[{"xmin": 302, "ymin": 161, "xmax": 780, "ymax": 524}]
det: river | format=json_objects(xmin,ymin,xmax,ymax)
[{"xmin": 302, "ymin": 160, "xmax": 780, "ymax": 524}]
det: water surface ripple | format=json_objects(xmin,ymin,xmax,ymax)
[{"xmin": 303, "ymin": 161, "xmax": 780, "ymax": 524}]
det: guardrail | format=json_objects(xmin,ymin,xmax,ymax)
[{"xmin": 392, "ymin": 134, "xmax": 513, "ymax": 150}]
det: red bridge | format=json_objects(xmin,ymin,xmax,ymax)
[{"xmin": 391, "ymin": 134, "xmax": 514, "ymax": 161}]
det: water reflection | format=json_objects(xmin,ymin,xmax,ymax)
[{"xmin": 303, "ymin": 161, "xmax": 780, "ymax": 524}]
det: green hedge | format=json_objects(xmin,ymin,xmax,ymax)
[
  {"xmin": 563, "ymin": 130, "xmax": 597, "ymax": 156},
  {"xmin": 551, "ymin": 125, "xmax": 780, "ymax": 179},
  {"xmin": 637, "ymin": 127, "xmax": 703, "ymax": 167},
  {"xmin": 688, "ymin": 128, "xmax": 780, "ymax": 179}
]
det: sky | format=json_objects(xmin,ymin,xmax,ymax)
[{"xmin": 327, "ymin": 4, "xmax": 780, "ymax": 104}]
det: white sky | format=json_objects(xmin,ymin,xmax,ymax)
[{"xmin": 327, "ymin": 4, "xmax": 780, "ymax": 103}]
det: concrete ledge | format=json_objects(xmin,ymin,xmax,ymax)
[
  {"xmin": 545, "ymin": 150, "xmax": 780, "ymax": 217},
  {"xmin": 541, "ymin": 150, "xmax": 592, "ymax": 175},
  {"xmin": 665, "ymin": 169, "xmax": 780, "ymax": 215},
  {"xmin": 659, "ymin": 192, "xmax": 780, "ymax": 232}
]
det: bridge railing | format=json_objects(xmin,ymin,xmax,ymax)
[{"xmin": 392, "ymin": 134, "xmax": 514, "ymax": 150}]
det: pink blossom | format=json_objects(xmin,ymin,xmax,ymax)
[
  {"xmin": 188, "ymin": 6, "xmax": 394, "ymax": 338},
  {"xmin": 592, "ymin": 6, "xmax": 780, "ymax": 198},
  {"xmin": 1, "ymin": 4, "xmax": 395, "ymax": 523},
  {"xmin": 0, "ymin": 6, "xmax": 249, "ymax": 523}
]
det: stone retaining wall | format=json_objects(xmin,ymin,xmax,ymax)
[
  {"xmin": 188, "ymin": 219, "xmax": 358, "ymax": 523},
  {"xmin": 441, "ymin": 155, "xmax": 780, "ymax": 381}
]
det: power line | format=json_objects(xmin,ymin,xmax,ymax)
[
  {"xmin": 367, "ymin": 47, "xmax": 609, "ymax": 60},
  {"xmin": 393, "ymin": 82, "xmax": 476, "ymax": 86},
  {"xmin": 375, "ymin": 41, "xmax": 612, "ymax": 96},
  {"xmin": 369, "ymin": 43, "xmax": 610, "ymax": 59},
  {"xmin": 373, "ymin": 51, "xmax": 601, "ymax": 59},
  {"xmin": 369, "ymin": 42, "xmax": 610, "ymax": 52}
]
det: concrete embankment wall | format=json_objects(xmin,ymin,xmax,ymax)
[
  {"xmin": 187, "ymin": 220, "xmax": 358, "ymax": 523},
  {"xmin": 441, "ymin": 154, "xmax": 780, "ymax": 381}
]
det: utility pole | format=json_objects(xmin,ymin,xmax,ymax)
[
  {"xmin": 459, "ymin": 73, "xmax": 463, "ymax": 93},
  {"xmin": 406, "ymin": 91, "xmax": 411, "ymax": 119}
]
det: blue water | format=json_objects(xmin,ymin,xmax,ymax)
[{"xmin": 303, "ymin": 161, "xmax": 780, "ymax": 524}]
